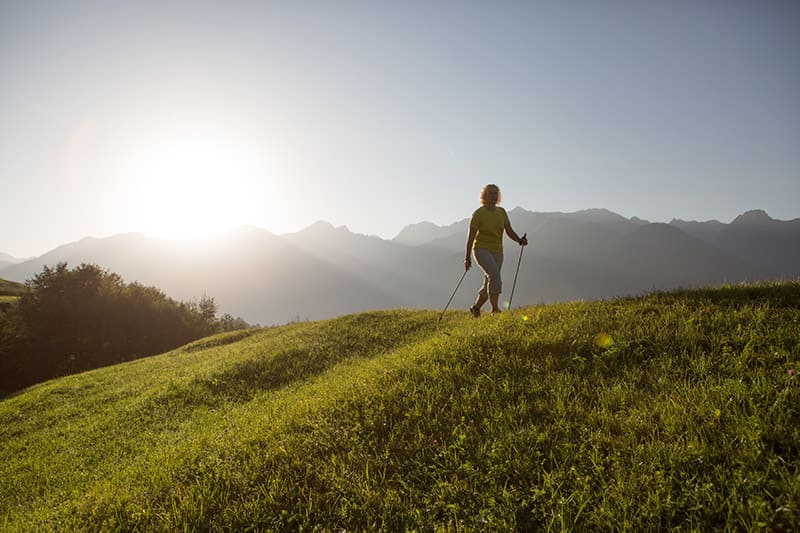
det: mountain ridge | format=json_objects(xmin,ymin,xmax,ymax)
[
  {"xmin": 0, "ymin": 251, "xmax": 32, "ymax": 270},
  {"xmin": 1, "ymin": 208, "xmax": 797, "ymax": 325}
]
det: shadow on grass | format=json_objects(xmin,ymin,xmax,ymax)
[
  {"xmin": 180, "ymin": 330, "xmax": 259, "ymax": 353},
  {"xmin": 187, "ymin": 312, "xmax": 439, "ymax": 404},
  {"xmin": 196, "ymin": 346, "xmax": 326, "ymax": 401}
]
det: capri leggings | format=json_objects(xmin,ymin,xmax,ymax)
[{"xmin": 473, "ymin": 247, "xmax": 504, "ymax": 295}]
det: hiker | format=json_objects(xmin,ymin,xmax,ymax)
[{"xmin": 464, "ymin": 184, "xmax": 527, "ymax": 316}]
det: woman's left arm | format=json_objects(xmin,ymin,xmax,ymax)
[{"xmin": 505, "ymin": 223, "xmax": 528, "ymax": 246}]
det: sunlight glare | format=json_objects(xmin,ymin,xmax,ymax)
[
  {"xmin": 592, "ymin": 332, "xmax": 615, "ymax": 349},
  {"xmin": 127, "ymin": 132, "xmax": 264, "ymax": 240}
]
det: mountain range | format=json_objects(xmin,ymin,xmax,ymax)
[
  {"xmin": 2, "ymin": 208, "xmax": 798, "ymax": 325},
  {"xmin": 0, "ymin": 251, "xmax": 30, "ymax": 271}
]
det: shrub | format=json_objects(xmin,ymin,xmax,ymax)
[{"xmin": 0, "ymin": 263, "xmax": 220, "ymax": 395}]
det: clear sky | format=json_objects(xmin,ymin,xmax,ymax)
[{"xmin": 1, "ymin": 1, "xmax": 799, "ymax": 257}]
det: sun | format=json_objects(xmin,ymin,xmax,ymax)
[{"xmin": 126, "ymin": 132, "xmax": 263, "ymax": 240}]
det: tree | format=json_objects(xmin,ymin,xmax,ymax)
[
  {"xmin": 0, "ymin": 263, "xmax": 221, "ymax": 396},
  {"xmin": 196, "ymin": 294, "xmax": 218, "ymax": 323},
  {"xmin": 219, "ymin": 313, "xmax": 252, "ymax": 332}
]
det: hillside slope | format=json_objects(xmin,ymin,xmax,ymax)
[
  {"xmin": 1, "ymin": 284, "xmax": 799, "ymax": 530},
  {"xmin": 0, "ymin": 278, "xmax": 26, "ymax": 297}
]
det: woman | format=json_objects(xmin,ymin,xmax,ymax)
[{"xmin": 464, "ymin": 184, "xmax": 527, "ymax": 316}]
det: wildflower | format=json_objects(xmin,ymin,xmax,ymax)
[{"xmin": 789, "ymin": 368, "xmax": 795, "ymax": 377}]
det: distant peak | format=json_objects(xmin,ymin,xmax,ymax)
[
  {"xmin": 295, "ymin": 220, "xmax": 352, "ymax": 236},
  {"xmin": 732, "ymin": 210, "xmax": 773, "ymax": 225},
  {"xmin": 0, "ymin": 251, "xmax": 27, "ymax": 263},
  {"xmin": 392, "ymin": 220, "xmax": 447, "ymax": 244},
  {"xmin": 572, "ymin": 208, "xmax": 626, "ymax": 220},
  {"xmin": 302, "ymin": 220, "xmax": 336, "ymax": 232},
  {"xmin": 670, "ymin": 217, "xmax": 722, "ymax": 225},
  {"xmin": 404, "ymin": 221, "xmax": 438, "ymax": 230},
  {"xmin": 578, "ymin": 207, "xmax": 614, "ymax": 215}
]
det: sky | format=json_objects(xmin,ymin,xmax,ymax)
[{"xmin": 1, "ymin": 1, "xmax": 799, "ymax": 258}]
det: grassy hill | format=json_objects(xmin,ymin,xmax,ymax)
[
  {"xmin": 1, "ymin": 283, "xmax": 799, "ymax": 530},
  {"xmin": 0, "ymin": 278, "xmax": 26, "ymax": 301}
]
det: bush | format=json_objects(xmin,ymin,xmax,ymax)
[{"xmin": 0, "ymin": 263, "xmax": 221, "ymax": 395}]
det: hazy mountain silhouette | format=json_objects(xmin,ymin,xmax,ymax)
[
  {"xmin": 669, "ymin": 218, "xmax": 727, "ymax": 245},
  {"xmin": 1, "ymin": 209, "xmax": 796, "ymax": 325},
  {"xmin": 402, "ymin": 208, "xmax": 651, "ymax": 252},
  {"xmin": 0, "ymin": 251, "xmax": 28, "ymax": 270},
  {"xmin": 718, "ymin": 210, "xmax": 800, "ymax": 278},
  {"xmin": 392, "ymin": 220, "xmax": 464, "ymax": 246},
  {"xmin": 0, "ymin": 228, "xmax": 401, "ymax": 325},
  {"xmin": 670, "ymin": 210, "xmax": 800, "ymax": 279}
]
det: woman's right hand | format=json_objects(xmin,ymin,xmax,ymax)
[{"xmin": 464, "ymin": 257, "xmax": 471, "ymax": 271}]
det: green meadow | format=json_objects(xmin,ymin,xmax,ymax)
[
  {"xmin": 1, "ymin": 283, "xmax": 799, "ymax": 530},
  {"xmin": 0, "ymin": 279, "xmax": 25, "ymax": 298}
]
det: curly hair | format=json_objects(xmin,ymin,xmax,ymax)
[{"xmin": 479, "ymin": 184, "xmax": 501, "ymax": 206}]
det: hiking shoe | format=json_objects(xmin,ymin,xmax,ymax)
[{"xmin": 469, "ymin": 305, "xmax": 481, "ymax": 318}]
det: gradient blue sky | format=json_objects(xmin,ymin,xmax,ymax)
[{"xmin": 2, "ymin": 1, "xmax": 799, "ymax": 257}]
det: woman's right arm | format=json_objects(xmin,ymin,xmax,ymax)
[{"xmin": 465, "ymin": 226, "xmax": 477, "ymax": 270}]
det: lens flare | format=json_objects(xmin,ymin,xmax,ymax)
[{"xmin": 592, "ymin": 332, "xmax": 614, "ymax": 349}]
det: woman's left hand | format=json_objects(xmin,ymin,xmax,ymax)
[{"xmin": 519, "ymin": 235, "xmax": 528, "ymax": 246}]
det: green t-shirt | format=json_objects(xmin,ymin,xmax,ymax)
[{"xmin": 470, "ymin": 206, "xmax": 509, "ymax": 253}]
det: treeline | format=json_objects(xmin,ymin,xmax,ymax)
[{"xmin": 0, "ymin": 263, "xmax": 252, "ymax": 396}]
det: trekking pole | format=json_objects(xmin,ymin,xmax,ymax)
[
  {"xmin": 438, "ymin": 269, "xmax": 469, "ymax": 321},
  {"xmin": 508, "ymin": 233, "xmax": 526, "ymax": 309}
]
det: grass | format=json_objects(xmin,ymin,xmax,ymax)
[
  {"xmin": 0, "ymin": 296, "xmax": 17, "ymax": 304},
  {"xmin": 1, "ymin": 282, "xmax": 799, "ymax": 530},
  {"xmin": 0, "ymin": 278, "xmax": 26, "ymax": 297}
]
